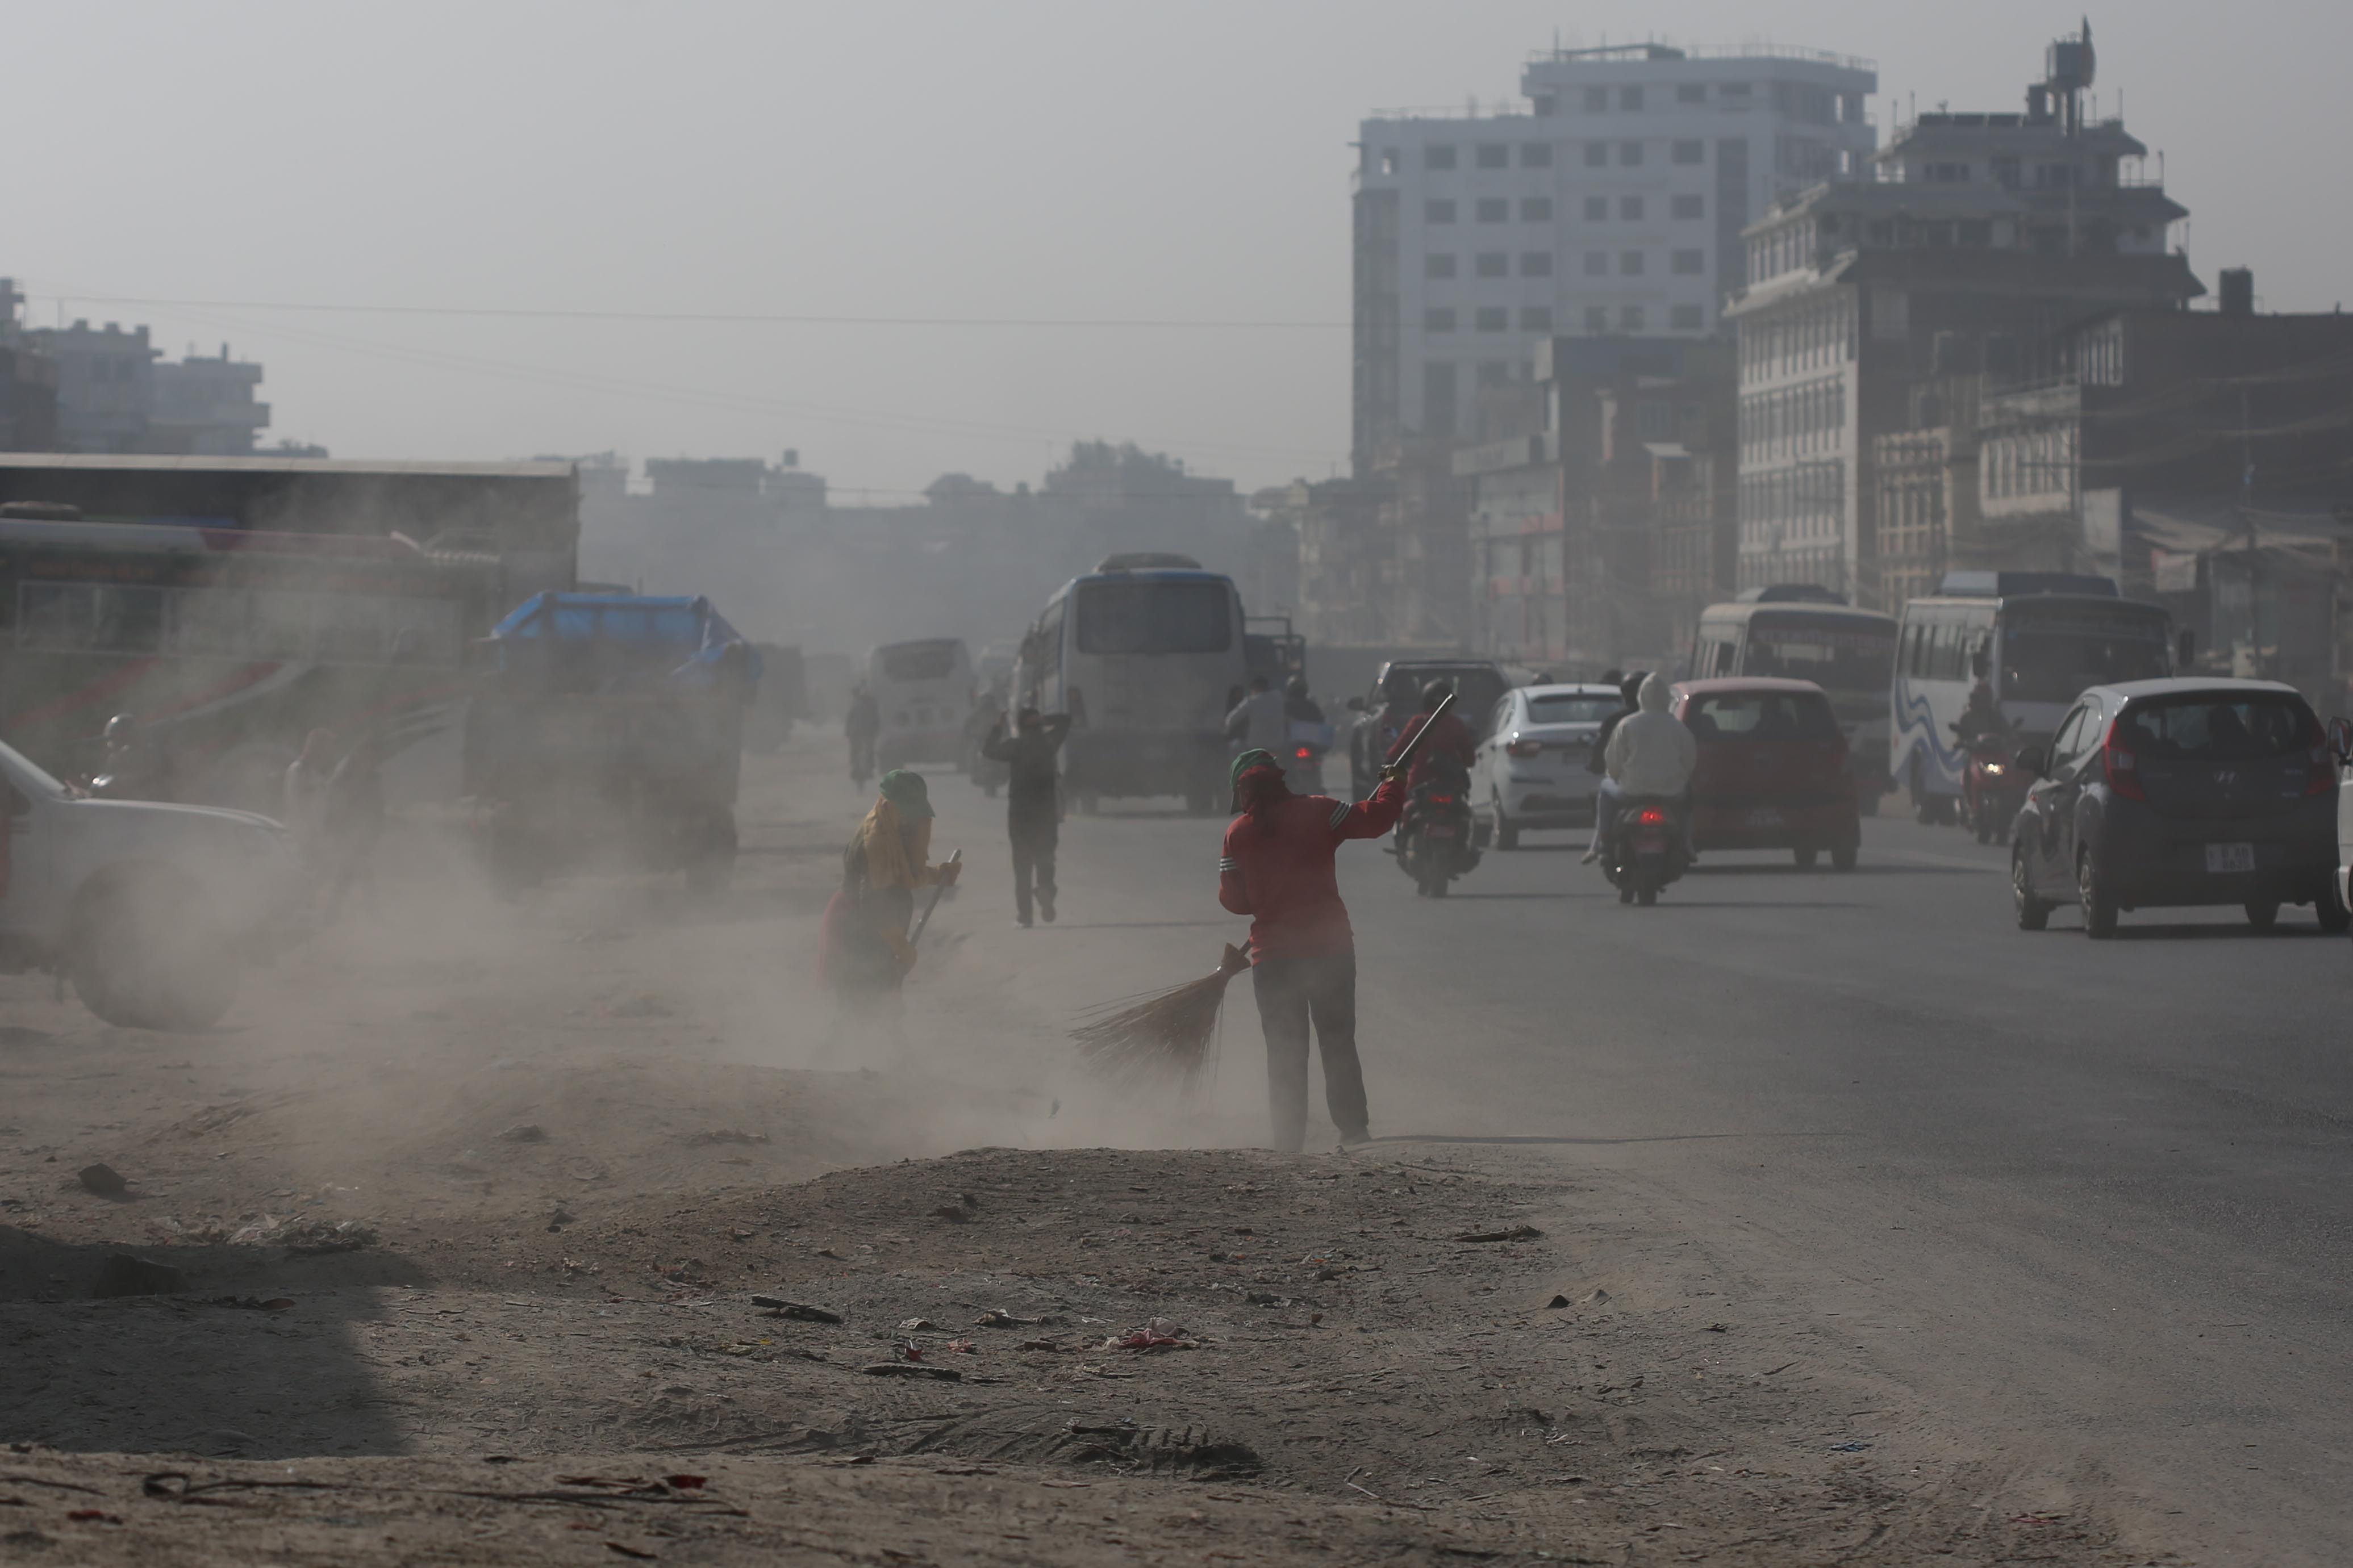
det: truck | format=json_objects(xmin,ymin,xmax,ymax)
[{"xmin": 463, "ymin": 592, "xmax": 758, "ymax": 893}]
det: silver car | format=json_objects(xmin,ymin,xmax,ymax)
[{"xmin": 1471, "ymin": 684, "xmax": 1625, "ymax": 849}]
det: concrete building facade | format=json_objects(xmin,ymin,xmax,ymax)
[
  {"xmin": 1725, "ymin": 26, "xmax": 2198, "ymax": 608},
  {"xmin": 1353, "ymin": 43, "xmax": 1876, "ymax": 470}
]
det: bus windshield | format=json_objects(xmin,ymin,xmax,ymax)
[
  {"xmin": 1742, "ymin": 615, "xmax": 1896, "ymax": 695},
  {"xmin": 1074, "ymin": 580, "xmax": 1232, "ymax": 655},
  {"xmin": 2001, "ymin": 609, "xmax": 2169, "ymax": 703}
]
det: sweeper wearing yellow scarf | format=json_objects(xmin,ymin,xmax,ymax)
[{"xmin": 823, "ymin": 770, "xmax": 960, "ymax": 996}]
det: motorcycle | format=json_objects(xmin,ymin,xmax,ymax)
[
  {"xmin": 1393, "ymin": 754, "xmax": 1481, "ymax": 897},
  {"xmin": 1954, "ymin": 720, "xmax": 2026, "ymax": 845},
  {"xmin": 1601, "ymin": 795, "xmax": 1687, "ymax": 906}
]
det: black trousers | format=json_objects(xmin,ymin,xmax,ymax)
[
  {"xmin": 1009, "ymin": 810, "xmax": 1057, "ymax": 922},
  {"xmin": 1250, "ymin": 951, "xmax": 1367, "ymax": 1152}
]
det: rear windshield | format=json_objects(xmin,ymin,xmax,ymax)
[
  {"xmin": 1684, "ymin": 690, "xmax": 1841, "ymax": 742},
  {"xmin": 1075, "ymin": 582, "xmax": 1232, "ymax": 655},
  {"xmin": 879, "ymin": 642, "xmax": 962, "ymax": 681},
  {"xmin": 2117, "ymin": 694, "xmax": 2318, "ymax": 760},
  {"xmin": 1525, "ymin": 693, "xmax": 1620, "ymax": 725},
  {"xmin": 1744, "ymin": 615, "xmax": 1897, "ymax": 694},
  {"xmin": 2002, "ymin": 611, "xmax": 2168, "ymax": 703}
]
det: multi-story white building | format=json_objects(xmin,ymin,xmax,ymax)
[{"xmin": 1351, "ymin": 42, "xmax": 1877, "ymax": 469}]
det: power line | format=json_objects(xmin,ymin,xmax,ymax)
[{"xmin": 32, "ymin": 289, "xmax": 1350, "ymax": 332}]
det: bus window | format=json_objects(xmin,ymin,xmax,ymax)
[
  {"xmin": 1742, "ymin": 615, "xmax": 1896, "ymax": 695},
  {"xmin": 1074, "ymin": 580, "xmax": 1232, "ymax": 655}
]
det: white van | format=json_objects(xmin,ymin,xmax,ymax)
[
  {"xmin": 1891, "ymin": 580, "xmax": 2172, "ymax": 821},
  {"xmin": 867, "ymin": 638, "xmax": 974, "ymax": 768},
  {"xmin": 1689, "ymin": 596, "xmax": 1899, "ymax": 812},
  {"xmin": 1012, "ymin": 561, "xmax": 1248, "ymax": 815}
]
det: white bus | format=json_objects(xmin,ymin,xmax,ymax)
[
  {"xmin": 1689, "ymin": 596, "xmax": 1900, "ymax": 812},
  {"xmin": 867, "ymin": 637, "xmax": 973, "ymax": 768},
  {"xmin": 1012, "ymin": 559, "xmax": 1248, "ymax": 815},
  {"xmin": 1891, "ymin": 578, "xmax": 2172, "ymax": 821}
]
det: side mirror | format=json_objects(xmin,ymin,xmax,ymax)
[
  {"xmin": 1346, "ymin": 696, "xmax": 1366, "ymax": 712},
  {"xmin": 2329, "ymin": 717, "xmax": 2353, "ymax": 766},
  {"xmin": 2177, "ymin": 628, "xmax": 2197, "ymax": 670},
  {"xmin": 2015, "ymin": 745, "xmax": 2047, "ymax": 779}
]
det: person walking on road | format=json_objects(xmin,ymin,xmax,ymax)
[
  {"xmin": 1224, "ymin": 675, "xmax": 1286, "ymax": 758},
  {"xmin": 1217, "ymin": 747, "xmax": 1404, "ymax": 1152},
  {"xmin": 981, "ymin": 705, "xmax": 1072, "ymax": 926},
  {"xmin": 844, "ymin": 684, "xmax": 881, "ymax": 789}
]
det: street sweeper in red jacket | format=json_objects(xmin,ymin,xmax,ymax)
[{"xmin": 1217, "ymin": 746, "xmax": 1404, "ymax": 1152}]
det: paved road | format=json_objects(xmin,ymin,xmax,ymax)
[{"xmin": 927, "ymin": 780, "xmax": 2351, "ymax": 1564}]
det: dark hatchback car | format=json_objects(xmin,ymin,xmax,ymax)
[{"xmin": 2011, "ymin": 679, "xmax": 2345, "ymax": 937}]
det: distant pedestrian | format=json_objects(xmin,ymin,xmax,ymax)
[
  {"xmin": 322, "ymin": 734, "xmax": 385, "ymax": 920},
  {"xmin": 981, "ymin": 706, "xmax": 1073, "ymax": 926},
  {"xmin": 844, "ymin": 684, "xmax": 880, "ymax": 789},
  {"xmin": 1225, "ymin": 676, "xmax": 1286, "ymax": 757}
]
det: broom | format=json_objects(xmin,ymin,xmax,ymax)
[
  {"xmin": 1070, "ymin": 691, "xmax": 1457, "ymax": 1089},
  {"xmin": 1071, "ymin": 942, "xmax": 1253, "ymax": 1093}
]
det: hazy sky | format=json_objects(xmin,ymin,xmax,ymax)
[{"xmin": 7, "ymin": 2, "xmax": 2342, "ymax": 501}]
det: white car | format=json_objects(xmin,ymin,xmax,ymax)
[
  {"xmin": 0, "ymin": 738, "xmax": 299, "ymax": 1030},
  {"xmin": 1471, "ymin": 684, "xmax": 1626, "ymax": 849}
]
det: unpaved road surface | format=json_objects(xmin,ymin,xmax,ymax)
[{"xmin": 0, "ymin": 731, "xmax": 2272, "ymax": 1562}]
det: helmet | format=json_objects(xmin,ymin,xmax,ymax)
[
  {"xmin": 103, "ymin": 713, "xmax": 139, "ymax": 745},
  {"xmin": 1620, "ymin": 671, "xmax": 1648, "ymax": 706},
  {"xmin": 1420, "ymin": 679, "xmax": 1453, "ymax": 710}
]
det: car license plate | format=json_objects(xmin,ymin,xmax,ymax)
[
  {"xmin": 1746, "ymin": 807, "xmax": 1783, "ymax": 827},
  {"xmin": 2205, "ymin": 842, "xmax": 2255, "ymax": 873}
]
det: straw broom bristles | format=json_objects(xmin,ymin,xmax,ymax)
[{"xmin": 1071, "ymin": 943, "xmax": 1252, "ymax": 1093}]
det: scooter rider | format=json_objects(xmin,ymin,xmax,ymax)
[
  {"xmin": 1583, "ymin": 673, "xmax": 1695, "ymax": 865},
  {"xmin": 1384, "ymin": 680, "xmax": 1477, "ymax": 790},
  {"xmin": 1579, "ymin": 672, "xmax": 1646, "ymax": 863}
]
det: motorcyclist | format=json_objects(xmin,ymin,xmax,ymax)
[
  {"xmin": 1953, "ymin": 678, "xmax": 2006, "ymax": 746},
  {"xmin": 1283, "ymin": 674, "xmax": 1324, "ymax": 728},
  {"xmin": 1384, "ymin": 680, "xmax": 1478, "ymax": 791},
  {"xmin": 93, "ymin": 713, "xmax": 162, "ymax": 800},
  {"xmin": 1585, "ymin": 670, "xmax": 1645, "ymax": 781},
  {"xmin": 1371, "ymin": 668, "xmax": 1420, "ymax": 768},
  {"xmin": 1282, "ymin": 675, "xmax": 1330, "ymax": 790},
  {"xmin": 1583, "ymin": 673, "xmax": 1696, "ymax": 866}
]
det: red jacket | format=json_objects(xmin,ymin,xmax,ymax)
[
  {"xmin": 1384, "ymin": 710, "xmax": 1477, "ymax": 787},
  {"xmin": 1217, "ymin": 781, "xmax": 1404, "ymax": 960}
]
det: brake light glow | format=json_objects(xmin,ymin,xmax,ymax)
[
  {"xmin": 1506, "ymin": 738, "xmax": 1543, "ymax": 759},
  {"xmin": 2102, "ymin": 724, "xmax": 2145, "ymax": 801},
  {"xmin": 2306, "ymin": 742, "xmax": 2335, "ymax": 796},
  {"xmin": 1295, "ymin": 746, "xmax": 1314, "ymax": 760},
  {"xmin": 1430, "ymin": 794, "xmax": 1456, "ymax": 804},
  {"xmin": 1636, "ymin": 806, "xmax": 1668, "ymax": 825}
]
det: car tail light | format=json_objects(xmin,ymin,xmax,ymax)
[
  {"xmin": 2306, "ymin": 742, "xmax": 2335, "ymax": 796},
  {"xmin": 2102, "ymin": 725, "xmax": 2145, "ymax": 801},
  {"xmin": 1506, "ymin": 738, "xmax": 1543, "ymax": 759},
  {"xmin": 1295, "ymin": 746, "xmax": 1314, "ymax": 761},
  {"xmin": 1636, "ymin": 806, "xmax": 1668, "ymax": 825}
]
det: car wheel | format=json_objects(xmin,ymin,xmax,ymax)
[
  {"xmin": 1794, "ymin": 846, "xmax": 1819, "ymax": 869},
  {"xmin": 2244, "ymin": 900, "xmax": 2280, "ymax": 932},
  {"xmin": 2319, "ymin": 878, "xmax": 2353, "ymax": 935},
  {"xmin": 1831, "ymin": 843, "xmax": 1857, "ymax": 872},
  {"xmin": 69, "ymin": 868, "xmax": 240, "ymax": 1031},
  {"xmin": 1492, "ymin": 797, "xmax": 1518, "ymax": 851},
  {"xmin": 2077, "ymin": 850, "xmax": 2117, "ymax": 939},
  {"xmin": 2013, "ymin": 844, "xmax": 2050, "ymax": 930}
]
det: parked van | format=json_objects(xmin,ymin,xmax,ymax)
[
  {"xmin": 1891, "ymin": 576, "xmax": 2172, "ymax": 821},
  {"xmin": 1689, "ymin": 596, "xmax": 1899, "ymax": 812},
  {"xmin": 867, "ymin": 637, "xmax": 974, "ymax": 768},
  {"xmin": 1012, "ymin": 561, "xmax": 1248, "ymax": 814}
]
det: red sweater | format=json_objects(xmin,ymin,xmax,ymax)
[
  {"xmin": 1217, "ymin": 781, "xmax": 1404, "ymax": 960},
  {"xmin": 1384, "ymin": 710, "xmax": 1477, "ymax": 787}
]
